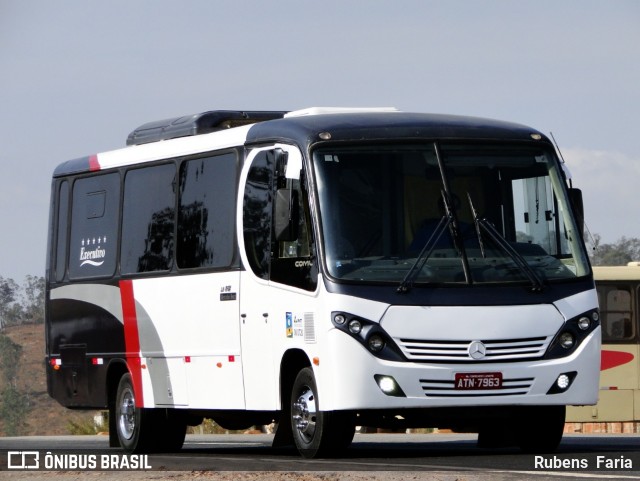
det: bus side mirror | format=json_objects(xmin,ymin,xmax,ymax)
[
  {"xmin": 275, "ymin": 188, "xmax": 299, "ymax": 242},
  {"xmin": 568, "ymin": 188, "xmax": 584, "ymax": 238}
]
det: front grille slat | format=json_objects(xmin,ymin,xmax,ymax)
[{"xmin": 397, "ymin": 336, "xmax": 552, "ymax": 362}]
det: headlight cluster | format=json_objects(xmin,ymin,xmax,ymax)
[
  {"xmin": 331, "ymin": 311, "xmax": 405, "ymax": 362},
  {"xmin": 545, "ymin": 309, "xmax": 600, "ymax": 360}
]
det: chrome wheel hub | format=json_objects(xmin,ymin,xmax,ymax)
[
  {"xmin": 118, "ymin": 387, "xmax": 136, "ymax": 440},
  {"xmin": 292, "ymin": 386, "xmax": 317, "ymax": 442}
]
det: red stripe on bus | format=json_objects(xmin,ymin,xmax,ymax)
[
  {"xmin": 120, "ymin": 280, "xmax": 144, "ymax": 407},
  {"xmin": 89, "ymin": 154, "xmax": 100, "ymax": 171},
  {"xmin": 601, "ymin": 350, "xmax": 634, "ymax": 371}
]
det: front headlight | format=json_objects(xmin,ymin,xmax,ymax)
[
  {"xmin": 348, "ymin": 319, "xmax": 363, "ymax": 334},
  {"xmin": 544, "ymin": 309, "xmax": 599, "ymax": 360},
  {"xmin": 368, "ymin": 334, "xmax": 385, "ymax": 353},
  {"xmin": 331, "ymin": 311, "xmax": 405, "ymax": 362},
  {"xmin": 577, "ymin": 316, "xmax": 591, "ymax": 331},
  {"xmin": 558, "ymin": 332, "xmax": 575, "ymax": 349}
]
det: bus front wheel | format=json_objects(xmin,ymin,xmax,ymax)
[
  {"xmin": 517, "ymin": 405, "xmax": 565, "ymax": 453},
  {"xmin": 290, "ymin": 367, "xmax": 355, "ymax": 458}
]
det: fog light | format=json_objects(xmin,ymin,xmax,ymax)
[
  {"xmin": 577, "ymin": 316, "xmax": 591, "ymax": 331},
  {"xmin": 374, "ymin": 374, "xmax": 406, "ymax": 397},
  {"xmin": 378, "ymin": 376, "xmax": 395, "ymax": 393},
  {"xmin": 592, "ymin": 311, "xmax": 600, "ymax": 322},
  {"xmin": 559, "ymin": 332, "xmax": 575, "ymax": 349},
  {"xmin": 547, "ymin": 371, "xmax": 577, "ymax": 394},
  {"xmin": 556, "ymin": 374, "xmax": 570, "ymax": 390},
  {"xmin": 349, "ymin": 319, "xmax": 363, "ymax": 334},
  {"xmin": 368, "ymin": 334, "xmax": 385, "ymax": 353}
]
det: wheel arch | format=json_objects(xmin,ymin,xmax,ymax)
[
  {"xmin": 106, "ymin": 359, "xmax": 130, "ymax": 404},
  {"xmin": 279, "ymin": 349, "xmax": 312, "ymax": 409}
]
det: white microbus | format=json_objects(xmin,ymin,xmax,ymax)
[{"xmin": 45, "ymin": 108, "xmax": 600, "ymax": 457}]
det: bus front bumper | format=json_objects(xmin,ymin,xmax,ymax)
[{"xmin": 317, "ymin": 328, "xmax": 601, "ymax": 411}]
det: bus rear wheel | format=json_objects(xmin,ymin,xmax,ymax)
[
  {"xmin": 115, "ymin": 373, "xmax": 154, "ymax": 452},
  {"xmin": 114, "ymin": 373, "xmax": 186, "ymax": 453},
  {"xmin": 290, "ymin": 367, "xmax": 355, "ymax": 458}
]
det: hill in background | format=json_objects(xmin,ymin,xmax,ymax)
[{"xmin": 0, "ymin": 324, "xmax": 101, "ymax": 436}]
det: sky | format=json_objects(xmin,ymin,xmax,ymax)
[{"xmin": 1, "ymin": 1, "xmax": 639, "ymax": 281}]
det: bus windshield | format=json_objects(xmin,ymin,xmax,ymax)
[{"xmin": 313, "ymin": 143, "xmax": 590, "ymax": 286}]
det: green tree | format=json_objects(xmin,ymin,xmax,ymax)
[
  {"xmin": 22, "ymin": 275, "xmax": 45, "ymax": 324},
  {"xmin": 590, "ymin": 235, "xmax": 640, "ymax": 266},
  {"xmin": 0, "ymin": 275, "xmax": 46, "ymax": 327},
  {"xmin": 0, "ymin": 334, "xmax": 30, "ymax": 436},
  {"xmin": 0, "ymin": 277, "xmax": 20, "ymax": 329}
]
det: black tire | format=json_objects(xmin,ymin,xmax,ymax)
[
  {"xmin": 517, "ymin": 405, "xmax": 565, "ymax": 454},
  {"xmin": 114, "ymin": 374, "xmax": 186, "ymax": 453},
  {"xmin": 477, "ymin": 424, "xmax": 516, "ymax": 449},
  {"xmin": 155, "ymin": 409, "xmax": 187, "ymax": 453},
  {"xmin": 290, "ymin": 367, "xmax": 355, "ymax": 458},
  {"xmin": 115, "ymin": 373, "xmax": 157, "ymax": 453},
  {"xmin": 326, "ymin": 411, "xmax": 357, "ymax": 451}
]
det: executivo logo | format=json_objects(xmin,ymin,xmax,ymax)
[{"xmin": 79, "ymin": 237, "xmax": 107, "ymax": 267}]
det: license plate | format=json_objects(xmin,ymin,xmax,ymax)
[{"xmin": 454, "ymin": 372, "xmax": 502, "ymax": 390}]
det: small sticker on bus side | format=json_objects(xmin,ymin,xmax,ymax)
[
  {"xmin": 286, "ymin": 312, "xmax": 293, "ymax": 338},
  {"xmin": 286, "ymin": 312, "xmax": 306, "ymax": 339}
]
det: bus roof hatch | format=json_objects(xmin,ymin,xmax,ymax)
[{"xmin": 126, "ymin": 110, "xmax": 288, "ymax": 146}]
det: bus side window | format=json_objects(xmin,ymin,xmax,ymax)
[
  {"xmin": 598, "ymin": 285, "xmax": 634, "ymax": 341},
  {"xmin": 278, "ymin": 178, "xmax": 311, "ymax": 260},
  {"xmin": 177, "ymin": 152, "xmax": 237, "ymax": 270},
  {"xmin": 69, "ymin": 173, "xmax": 120, "ymax": 280},
  {"xmin": 121, "ymin": 164, "xmax": 176, "ymax": 274},
  {"xmin": 271, "ymin": 172, "xmax": 317, "ymax": 291},
  {"xmin": 242, "ymin": 151, "xmax": 274, "ymax": 280},
  {"xmin": 242, "ymin": 149, "xmax": 317, "ymax": 290},
  {"xmin": 54, "ymin": 180, "xmax": 70, "ymax": 282}
]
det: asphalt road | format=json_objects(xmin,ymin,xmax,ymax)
[{"xmin": 1, "ymin": 433, "xmax": 639, "ymax": 478}]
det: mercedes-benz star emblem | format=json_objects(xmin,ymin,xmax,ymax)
[{"xmin": 468, "ymin": 340, "xmax": 486, "ymax": 360}]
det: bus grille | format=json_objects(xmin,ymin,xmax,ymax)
[
  {"xmin": 396, "ymin": 336, "xmax": 551, "ymax": 362},
  {"xmin": 420, "ymin": 377, "xmax": 535, "ymax": 397}
]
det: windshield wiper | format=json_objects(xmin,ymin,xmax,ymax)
[
  {"xmin": 466, "ymin": 192, "xmax": 486, "ymax": 259},
  {"xmin": 397, "ymin": 199, "xmax": 452, "ymax": 294},
  {"xmin": 467, "ymin": 193, "xmax": 545, "ymax": 292}
]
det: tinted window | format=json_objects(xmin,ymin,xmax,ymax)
[
  {"xmin": 597, "ymin": 284, "xmax": 636, "ymax": 342},
  {"xmin": 121, "ymin": 164, "xmax": 176, "ymax": 274},
  {"xmin": 69, "ymin": 173, "xmax": 120, "ymax": 279},
  {"xmin": 243, "ymin": 151, "xmax": 273, "ymax": 280},
  {"xmin": 271, "ymin": 175, "xmax": 317, "ymax": 291},
  {"xmin": 178, "ymin": 153, "xmax": 237, "ymax": 269},
  {"xmin": 54, "ymin": 181, "xmax": 70, "ymax": 282}
]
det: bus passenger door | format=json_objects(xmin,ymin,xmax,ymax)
[
  {"xmin": 239, "ymin": 275, "xmax": 277, "ymax": 410},
  {"xmin": 239, "ymin": 145, "xmax": 316, "ymax": 411},
  {"xmin": 239, "ymin": 148, "xmax": 280, "ymax": 410}
]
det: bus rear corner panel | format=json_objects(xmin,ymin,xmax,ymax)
[
  {"xmin": 46, "ymin": 346, "xmax": 110, "ymax": 409},
  {"xmin": 45, "ymin": 297, "xmax": 124, "ymax": 408}
]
